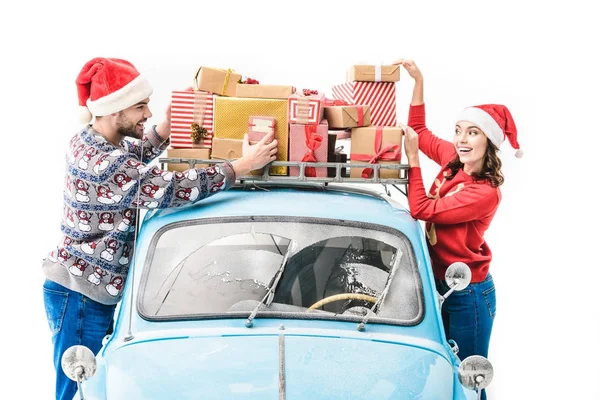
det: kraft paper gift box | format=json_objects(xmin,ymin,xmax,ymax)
[
  {"xmin": 331, "ymin": 81, "xmax": 397, "ymax": 126},
  {"xmin": 213, "ymin": 97, "xmax": 289, "ymax": 175},
  {"xmin": 323, "ymin": 105, "xmax": 371, "ymax": 128},
  {"xmin": 288, "ymin": 92, "xmax": 325, "ymax": 125},
  {"xmin": 248, "ymin": 116, "xmax": 276, "ymax": 142},
  {"xmin": 349, "ymin": 126, "xmax": 403, "ymax": 179},
  {"xmin": 210, "ymin": 137, "xmax": 264, "ymax": 176},
  {"xmin": 165, "ymin": 148, "xmax": 210, "ymax": 172},
  {"xmin": 347, "ymin": 65, "xmax": 400, "ymax": 82},
  {"xmin": 170, "ymin": 90, "xmax": 214, "ymax": 149},
  {"xmin": 289, "ymin": 121, "xmax": 329, "ymax": 178},
  {"xmin": 236, "ymin": 84, "xmax": 295, "ymax": 99},
  {"xmin": 193, "ymin": 66, "xmax": 241, "ymax": 97}
]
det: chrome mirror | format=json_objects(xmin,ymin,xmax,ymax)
[
  {"xmin": 458, "ymin": 355, "xmax": 494, "ymax": 400},
  {"xmin": 439, "ymin": 262, "xmax": 471, "ymax": 305},
  {"xmin": 61, "ymin": 345, "xmax": 97, "ymax": 400}
]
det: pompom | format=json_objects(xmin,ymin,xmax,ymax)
[
  {"xmin": 514, "ymin": 148, "xmax": 524, "ymax": 158},
  {"xmin": 78, "ymin": 106, "xmax": 93, "ymax": 124}
]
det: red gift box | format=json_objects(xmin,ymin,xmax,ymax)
[
  {"xmin": 248, "ymin": 116, "xmax": 276, "ymax": 143},
  {"xmin": 331, "ymin": 81, "xmax": 396, "ymax": 126},
  {"xmin": 289, "ymin": 121, "xmax": 329, "ymax": 177},
  {"xmin": 170, "ymin": 90, "xmax": 214, "ymax": 149},
  {"xmin": 288, "ymin": 92, "xmax": 325, "ymax": 125}
]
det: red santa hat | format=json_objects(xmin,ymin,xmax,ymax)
[
  {"xmin": 76, "ymin": 57, "xmax": 153, "ymax": 124},
  {"xmin": 456, "ymin": 104, "xmax": 522, "ymax": 158}
]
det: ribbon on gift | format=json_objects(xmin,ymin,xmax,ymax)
[
  {"xmin": 375, "ymin": 64, "xmax": 382, "ymax": 82},
  {"xmin": 350, "ymin": 126, "xmax": 401, "ymax": 178},
  {"xmin": 295, "ymin": 96, "xmax": 313, "ymax": 124},
  {"xmin": 301, "ymin": 125, "xmax": 323, "ymax": 177},
  {"xmin": 193, "ymin": 66, "xmax": 234, "ymax": 96},
  {"xmin": 323, "ymin": 97, "xmax": 349, "ymax": 107}
]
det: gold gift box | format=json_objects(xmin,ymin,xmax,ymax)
[{"xmin": 214, "ymin": 97, "xmax": 289, "ymax": 175}]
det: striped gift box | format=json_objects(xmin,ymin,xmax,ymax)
[
  {"xmin": 331, "ymin": 81, "xmax": 397, "ymax": 126},
  {"xmin": 170, "ymin": 90, "xmax": 214, "ymax": 149}
]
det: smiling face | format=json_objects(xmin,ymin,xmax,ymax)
[
  {"xmin": 454, "ymin": 121, "xmax": 490, "ymax": 175},
  {"xmin": 115, "ymin": 98, "xmax": 152, "ymax": 140}
]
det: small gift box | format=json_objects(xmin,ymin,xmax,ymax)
[
  {"xmin": 349, "ymin": 126, "xmax": 403, "ymax": 179},
  {"xmin": 248, "ymin": 116, "xmax": 276, "ymax": 143},
  {"xmin": 323, "ymin": 105, "xmax": 371, "ymax": 128},
  {"xmin": 170, "ymin": 90, "xmax": 214, "ymax": 149},
  {"xmin": 193, "ymin": 66, "xmax": 241, "ymax": 97},
  {"xmin": 237, "ymin": 84, "xmax": 295, "ymax": 99},
  {"xmin": 288, "ymin": 92, "xmax": 325, "ymax": 125},
  {"xmin": 331, "ymin": 81, "xmax": 397, "ymax": 126},
  {"xmin": 165, "ymin": 148, "xmax": 210, "ymax": 172},
  {"xmin": 289, "ymin": 120, "xmax": 329, "ymax": 177},
  {"xmin": 347, "ymin": 64, "xmax": 400, "ymax": 82}
]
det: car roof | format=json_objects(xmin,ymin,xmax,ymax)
[{"xmin": 144, "ymin": 183, "xmax": 417, "ymax": 234}]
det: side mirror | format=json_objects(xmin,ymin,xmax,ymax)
[
  {"xmin": 61, "ymin": 345, "xmax": 97, "ymax": 399},
  {"xmin": 458, "ymin": 355, "xmax": 494, "ymax": 399},
  {"xmin": 439, "ymin": 262, "xmax": 471, "ymax": 305}
]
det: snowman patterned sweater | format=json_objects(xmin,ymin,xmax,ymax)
[{"xmin": 42, "ymin": 125, "xmax": 235, "ymax": 305}]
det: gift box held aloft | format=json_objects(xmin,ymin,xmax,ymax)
[
  {"xmin": 170, "ymin": 90, "xmax": 214, "ymax": 149},
  {"xmin": 324, "ymin": 105, "xmax": 371, "ymax": 128},
  {"xmin": 213, "ymin": 97, "xmax": 289, "ymax": 175},
  {"xmin": 289, "ymin": 121, "xmax": 329, "ymax": 178},
  {"xmin": 237, "ymin": 84, "xmax": 295, "ymax": 99},
  {"xmin": 288, "ymin": 92, "xmax": 324, "ymax": 125},
  {"xmin": 347, "ymin": 65, "xmax": 400, "ymax": 82},
  {"xmin": 193, "ymin": 66, "xmax": 241, "ymax": 97},
  {"xmin": 165, "ymin": 148, "xmax": 210, "ymax": 172},
  {"xmin": 349, "ymin": 126, "xmax": 403, "ymax": 179},
  {"xmin": 331, "ymin": 81, "xmax": 397, "ymax": 126}
]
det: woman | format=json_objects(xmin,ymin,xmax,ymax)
[{"xmin": 395, "ymin": 59, "xmax": 522, "ymax": 400}]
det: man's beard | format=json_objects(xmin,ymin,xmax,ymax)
[{"xmin": 116, "ymin": 111, "xmax": 142, "ymax": 140}]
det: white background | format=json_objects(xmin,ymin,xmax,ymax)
[{"xmin": 0, "ymin": 0, "xmax": 598, "ymax": 399}]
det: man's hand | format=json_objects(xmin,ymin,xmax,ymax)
[
  {"xmin": 232, "ymin": 132, "xmax": 278, "ymax": 176},
  {"xmin": 154, "ymin": 102, "xmax": 172, "ymax": 141},
  {"xmin": 392, "ymin": 59, "xmax": 423, "ymax": 82}
]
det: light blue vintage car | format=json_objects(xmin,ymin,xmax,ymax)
[{"xmin": 61, "ymin": 160, "xmax": 493, "ymax": 400}]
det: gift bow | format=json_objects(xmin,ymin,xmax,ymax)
[
  {"xmin": 301, "ymin": 125, "xmax": 323, "ymax": 177},
  {"xmin": 350, "ymin": 127, "xmax": 401, "ymax": 178},
  {"xmin": 323, "ymin": 98, "xmax": 349, "ymax": 107}
]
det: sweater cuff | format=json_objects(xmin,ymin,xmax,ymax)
[
  {"xmin": 148, "ymin": 125, "xmax": 170, "ymax": 150},
  {"xmin": 220, "ymin": 161, "xmax": 237, "ymax": 190},
  {"xmin": 408, "ymin": 104, "xmax": 426, "ymax": 127}
]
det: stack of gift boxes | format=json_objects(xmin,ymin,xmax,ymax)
[{"xmin": 167, "ymin": 64, "xmax": 403, "ymax": 179}]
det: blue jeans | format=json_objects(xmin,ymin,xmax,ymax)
[
  {"xmin": 436, "ymin": 273, "xmax": 496, "ymax": 400},
  {"xmin": 43, "ymin": 279, "xmax": 116, "ymax": 400}
]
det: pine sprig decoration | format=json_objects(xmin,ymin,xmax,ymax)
[{"xmin": 190, "ymin": 123, "xmax": 208, "ymax": 143}]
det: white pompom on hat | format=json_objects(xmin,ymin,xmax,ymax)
[
  {"xmin": 75, "ymin": 57, "xmax": 153, "ymax": 124},
  {"xmin": 456, "ymin": 104, "xmax": 522, "ymax": 158}
]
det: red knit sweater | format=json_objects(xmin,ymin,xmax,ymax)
[{"xmin": 407, "ymin": 104, "xmax": 501, "ymax": 283}]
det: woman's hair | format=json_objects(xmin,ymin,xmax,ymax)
[{"xmin": 445, "ymin": 140, "xmax": 504, "ymax": 187}]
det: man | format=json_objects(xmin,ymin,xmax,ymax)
[{"xmin": 41, "ymin": 57, "xmax": 278, "ymax": 400}]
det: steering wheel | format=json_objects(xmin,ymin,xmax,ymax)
[{"xmin": 306, "ymin": 293, "xmax": 378, "ymax": 311}]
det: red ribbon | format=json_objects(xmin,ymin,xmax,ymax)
[
  {"xmin": 323, "ymin": 97, "xmax": 349, "ymax": 107},
  {"xmin": 301, "ymin": 125, "xmax": 323, "ymax": 177},
  {"xmin": 355, "ymin": 106, "xmax": 364, "ymax": 127},
  {"xmin": 350, "ymin": 127, "xmax": 400, "ymax": 178}
]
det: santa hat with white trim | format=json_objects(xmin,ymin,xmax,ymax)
[
  {"xmin": 76, "ymin": 57, "xmax": 153, "ymax": 124},
  {"xmin": 457, "ymin": 104, "xmax": 522, "ymax": 158}
]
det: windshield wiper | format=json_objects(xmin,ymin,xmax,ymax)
[
  {"xmin": 357, "ymin": 249, "xmax": 402, "ymax": 331},
  {"xmin": 245, "ymin": 240, "xmax": 296, "ymax": 328}
]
